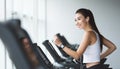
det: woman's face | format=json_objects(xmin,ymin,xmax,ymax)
[{"xmin": 75, "ymin": 13, "xmax": 88, "ymax": 29}]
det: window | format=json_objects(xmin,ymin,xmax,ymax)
[{"xmin": 0, "ymin": 0, "xmax": 50, "ymax": 69}]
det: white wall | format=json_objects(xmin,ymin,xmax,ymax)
[{"xmin": 46, "ymin": 0, "xmax": 120, "ymax": 69}]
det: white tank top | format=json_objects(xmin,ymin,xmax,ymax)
[{"xmin": 83, "ymin": 31, "xmax": 101, "ymax": 63}]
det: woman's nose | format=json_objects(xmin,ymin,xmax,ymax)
[{"xmin": 75, "ymin": 21, "xmax": 79, "ymax": 25}]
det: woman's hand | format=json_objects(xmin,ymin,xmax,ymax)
[{"xmin": 53, "ymin": 35, "xmax": 62, "ymax": 47}]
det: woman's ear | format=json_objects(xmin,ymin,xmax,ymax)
[{"xmin": 86, "ymin": 16, "xmax": 90, "ymax": 23}]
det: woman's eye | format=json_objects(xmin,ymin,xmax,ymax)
[
  {"xmin": 78, "ymin": 18, "xmax": 81, "ymax": 20},
  {"xmin": 75, "ymin": 17, "xmax": 81, "ymax": 21}
]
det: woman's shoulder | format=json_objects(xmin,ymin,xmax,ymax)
[
  {"xmin": 83, "ymin": 31, "xmax": 93, "ymax": 38},
  {"xmin": 84, "ymin": 31, "xmax": 97, "ymax": 39}
]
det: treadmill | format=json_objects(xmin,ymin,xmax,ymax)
[
  {"xmin": 0, "ymin": 19, "xmax": 48, "ymax": 69},
  {"xmin": 42, "ymin": 40, "xmax": 80, "ymax": 69},
  {"xmin": 5, "ymin": 19, "xmax": 68, "ymax": 69}
]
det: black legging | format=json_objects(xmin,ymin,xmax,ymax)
[{"xmin": 83, "ymin": 64, "xmax": 110, "ymax": 69}]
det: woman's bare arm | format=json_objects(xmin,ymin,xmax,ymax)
[
  {"xmin": 100, "ymin": 36, "xmax": 117, "ymax": 59},
  {"xmin": 57, "ymin": 31, "xmax": 91, "ymax": 60}
]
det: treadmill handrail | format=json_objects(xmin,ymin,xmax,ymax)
[{"xmin": 42, "ymin": 40, "xmax": 64, "ymax": 62}]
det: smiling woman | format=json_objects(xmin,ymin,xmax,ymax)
[
  {"xmin": 53, "ymin": 8, "xmax": 116, "ymax": 69},
  {"xmin": 0, "ymin": 0, "xmax": 120, "ymax": 69},
  {"xmin": 47, "ymin": 0, "xmax": 120, "ymax": 69}
]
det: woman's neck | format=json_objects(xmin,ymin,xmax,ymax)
[
  {"xmin": 84, "ymin": 27, "xmax": 93, "ymax": 32},
  {"xmin": 83, "ymin": 23, "xmax": 93, "ymax": 32}
]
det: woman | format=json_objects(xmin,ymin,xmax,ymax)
[{"xmin": 53, "ymin": 8, "xmax": 116, "ymax": 69}]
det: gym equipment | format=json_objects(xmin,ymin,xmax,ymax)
[
  {"xmin": 0, "ymin": 19, "xmax": 49, "ymax": 69},
  {"xmin": 56, "ymin": 33, "xmax": 79, "ymax": 51},
  {"xmin": 42, "ymin": 40, "xmax": 80, "ymax": 69}
]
